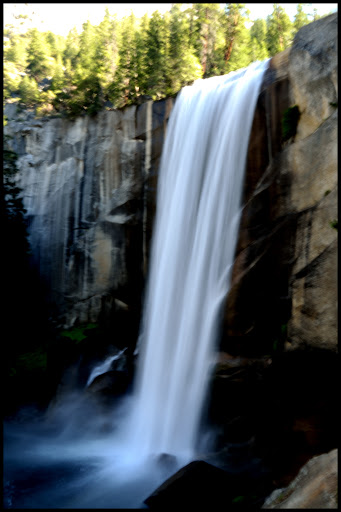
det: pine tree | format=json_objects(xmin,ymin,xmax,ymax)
[
  {"xmin": 224, "ymin": 4, "xmax": 247, "ymax": 65},
  {"xmin": 144, "ymin": 11, "xmax": 169, "ymax": 99},
  {"xmin": 250, "ymin": 18, "xmax": 266, "ymax": 43},
  {"xmin": 63, "ymin": 27, "xmax": 80, "ymax": 70},
  {"xmin": 293, "ymin": 4, "xmax": 310, "ymax": 32},
  {"xmin": 223, "ymin": 4, "xmax": 253, "ymax": 72},
  {"xmin": 4, "ymin": 33, "xmax": 28, "ymax": 72},
  {"xmin": 186, "ymin": 5, "xmax": 200, "ymax": 55},
  {"xmin": 133, "ymin": 13, "xmax": 149, "ymax": 98},
  {"xmin": 5, "ymin": 3, "xmax": 311, "ymax": 118},
  {"xmin": 190, "ymin": 4, "xmax": 223, "ymax": 78},
  {"xmin": 76, "ymin": 20, "xmax": 97, "ymax": 79},
  {"xmin": 266, "ymin": 4, "xmax": 293, "ymax": 56},
  {"xmin": 71, "ymin": 20, "xmax": 103, "ymax": 115},
  {"xmin": 95, "ymin": 8, "xmax": 119, "ymax": 98},
  {"xmin": 4, "ymin": 61, "xmax": 22, "ymax": 99},
  {"xmin": 45, "ymin": 31, "xmax": 66, "ymax": 61},
  {"xmin": 250, "ymin": 18, "xmax": 269, "ymax": 62},
  {"xmin": 167, "ymin": 4, "xmax": 202, "ymax": 93},
  {"xmin": 226, "ymin": 22, "xmax": 252, "ymax": 71},
  {"xmin": 168, "ymin": 4, "xmax": 185, "ymax": 89},
  {"xmin": 310, "ymin": 7, "xmax": 322, "ymax": 21},
  {"xmin": 53, "ymin": 28, "xmax": 79, "ymax": 116},
  {"xmin": 26, "ymin": 28, "xmax": 53, "ymax": 82},
  {"xmin": 51, "ymin": 54, "xmax": 65, "ymax": 92},
  {"xmin": 108, "ymin": 13, "xmax": 139, "ymax": 107},
  {"xmin": 18, "ymin": 75, "xmax": 40, "ymax": 106}
]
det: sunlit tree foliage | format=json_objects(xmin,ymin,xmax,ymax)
[{"xmin": 3, "ymin": 3, "xmax": 333, "ymax": 116}]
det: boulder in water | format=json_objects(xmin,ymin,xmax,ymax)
[
  {"xmin": 144, "ymin": 460, "xmax": 231, "ymax": 508},
  {"xmin": 144, "ymin": 459, "xmax": 270, "ymax": 509},
  {"xmin": 155, "ymin": 453, "xmax": 178, "ymax": 471},
  {"xmin": 153, "ymin": 453, "xmax": 179, "ymax": 480},
  {"xmin": 86, "ymin": 370, "xmax": 129, "ymax": 397}
]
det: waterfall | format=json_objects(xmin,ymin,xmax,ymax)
[
  {"xmin": 128, "ymin": 59, "xmax": 269, "ymax": 461},
  {"xmin": 4, "ymin": 60, "xmax": 270, "ymax": 509}
]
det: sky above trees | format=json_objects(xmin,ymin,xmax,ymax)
[{"xmin": 4, "ymin": 3, "xmax": 338, "ymax": 36}]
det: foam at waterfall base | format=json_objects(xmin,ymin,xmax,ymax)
[{"xmin": 3, "ymin": 392, "xmax": 193, "ymax": 508}]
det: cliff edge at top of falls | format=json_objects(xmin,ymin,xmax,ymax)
[{"xmin": 4, "ymin": 13, "xmax": 337, "ymax": 356}]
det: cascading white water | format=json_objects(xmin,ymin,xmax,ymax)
[
  {"xmin": 128, "ymin": 59, "xmax": 269, "ymax": 461},
  {"xmin": 86, "ymin": 349, "xmax": 126, "ymax": 387}
]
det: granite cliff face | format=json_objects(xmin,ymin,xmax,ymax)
[
  {"xmin": 285, "ymin": 14, "xmax": 338, "ymax": 352},
  {"xmin": 223, "ymin": 13, "xmax": 338, "ymax": 354},
  {"xmin": 5, "ymin": 99, "xmax": 173, "ymax": 341},
  {"xmin": 262, "ymin": 448, "xmax": 337, "ymax": 509},
  {"xmin": 210, "ymin": 14, "xmax": 337, "ymax": 503},
  {"xmin": 4, "ymin": 15, "xmax": 337, "ymax": 355}
]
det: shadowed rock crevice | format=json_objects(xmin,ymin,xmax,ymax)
[{"xmin": 221, "ymin": 13, "xmax": 337, "ymax": 355}]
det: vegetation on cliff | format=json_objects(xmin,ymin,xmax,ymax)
[{"xmin": 3, "ymin": 3, "xmax": 325, "ymax": 118}]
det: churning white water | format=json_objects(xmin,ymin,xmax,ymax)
[
  {"xmin": 86, "ymin": 349, "xmax": 126, "ymax": 387},
  {"xmin": 127, "ymin": 59, "xmax": 269, "ymax": 461},
  {"xmin": 4, "ymin": 60, "xmax": 269, "ymax": 509}
]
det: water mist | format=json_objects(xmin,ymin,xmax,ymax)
[{"xmin": 4, "ymin": 59, "xmax": 269, "ymax": 509}]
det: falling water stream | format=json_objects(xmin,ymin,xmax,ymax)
[{"xmin": 4, "ymin": 59, "xmax": 268, "ymax": 509}]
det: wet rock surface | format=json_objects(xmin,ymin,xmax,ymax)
[
  {"xmin": 207, "ymin": 348, "xmax": 338, "ymax": 490},
  {"xmin": 144, "ymin": 459, "xmax": 271, "ymax": 509},
  {"xmin": 222, "ymin": 13, "xmax": 337, "ymax": 355},
  {"xmin": 4, "ymin": 99, "xmax": 174, "ymax": 335},
  {"xmin": 147, "ymin": 346, "xmax": 338, "ymax": 509},
  {"xmin": 262, "ymin": 448, "xmax": 338, "ymax": 509}
]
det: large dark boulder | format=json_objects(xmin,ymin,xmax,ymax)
[
  {"xmin": 144, "ymin": 459, "xmax": 272, "ymax": 509},
  {"xmin": 207, "ymin": 347, "xmax": 338, "ymax": 490},
  {"xmin": 145, "ymin": 460, "xmax": 232, "ymax": 509}
]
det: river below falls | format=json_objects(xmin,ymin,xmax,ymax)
[{"xmin": 3, "ymin": 397, "xmax": 194, "ymax": 509}]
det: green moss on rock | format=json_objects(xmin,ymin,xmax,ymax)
[{"xmin": 282, "ymin": 105, "xmax": 300, "ymax": 141}]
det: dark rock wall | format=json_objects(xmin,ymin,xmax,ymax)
[
  {"xmin": 208, "ymin": 15, "xmax": 337, "ymax": 494},
  {"xmin": 222, "ymin": 13, "xmax": 338, "ymax": 354},
  {"xmin": 223, "ymin": 55, "xmax": 293, "ymax": 355}
]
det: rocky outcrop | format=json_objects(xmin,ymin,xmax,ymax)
[
  {"xmin": 222, "ymin": 13, "xmax": 338, "ymax": 354},
  {"xmin": 262, "ymin": 448, "xmax": 338, "ymax": 509},
  {"xmin": 206, "ymin": 348, "xmax": 338, "ymax": 490},
  {"xmin": 144, "ymin": 448, "xmax": 338, "ymax": 509},
  {"xmin": 285, "ymin": 14, "xmax": 338, "ymax": 352},
  {"xmin": 4, "ymin": 99, "xmax": 173, "ymax": 335},
  {"xmin": 144, "ymin": 459, "xmax": 271, "ymax": 509},
  {"xmin": 211, "ymin": 16, "xmax": 338, "ymax": 496}
]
